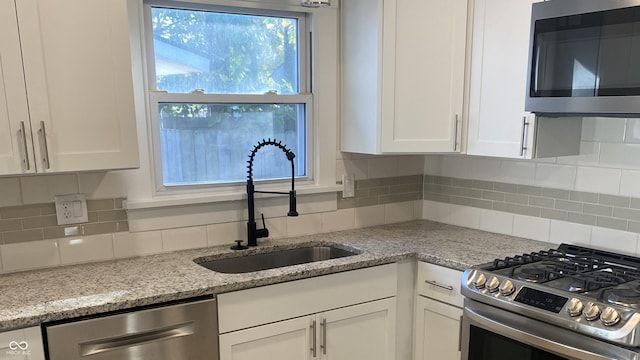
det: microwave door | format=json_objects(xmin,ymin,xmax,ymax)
[{"xmin": 525, "ymin": 0, "xmax": 640, "ymax": 116}]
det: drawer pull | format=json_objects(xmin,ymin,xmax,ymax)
[
  {"xmin": 520, "ymin": 116, "xmax": 530, "ymax": 157},
  {"xmin": 38, "ymin": 121, "xmax": 51, "ymax": 169},
  {"xmin": 310, "ymin": 319, "xmax": 316, "ymax": 357},
  {"xmin": 18, "ymin": 121, "xmax": 30, "ymax": 170},
  {"xmin": 320, "ymin": 318, "xmax": 327, "ymax": 355},
  {"xmin": 425, "ymin": 280, "xmax": 454, "ymax": 291}
]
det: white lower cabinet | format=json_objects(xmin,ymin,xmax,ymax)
[
  {"xmin": 414, "ymin": 297, "xmax": 462, "ymax": 360},
  {"xmin": 219, "ymin": 315, "xmax": 312, "ymax": 360},
  {"xmin": 414, "ymin": 262, "xmax": 464, "ymax": 360},
  {"xmin": 217, "ymin": 264, "xmax": 398, "ymax": 360},
  {"xmin": 0, "ymin": 327, "xmax": 45, "ymax": 360},
  {"xmin": 219, "ymin": 298, "xmax": 396, "ymax": 360}
]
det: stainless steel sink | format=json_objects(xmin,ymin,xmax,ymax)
[{"xmin": 196, "ymin": 246, "xmax": 359, "ymax": 273}]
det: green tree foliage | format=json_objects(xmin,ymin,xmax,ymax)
[
  {"xmin": 152, "ymin": 7, "xmax": 298, "ymax": 95},
  {"xmin": 151, "ymin": 7, "xmax": 300, "ymax": 129}
]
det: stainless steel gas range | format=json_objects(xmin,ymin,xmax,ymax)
[{"xmin": 460, "ymin": 243, "xmax": 640, "ymax": 360}]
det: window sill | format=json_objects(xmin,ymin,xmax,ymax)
[{"xmin": 125, "ymin": 184, "xmax": 342, "ymax": 210}]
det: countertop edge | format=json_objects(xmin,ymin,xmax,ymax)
[{"xmin": 0, "ymin": 220, "xmax": 552, "ymax": 331}]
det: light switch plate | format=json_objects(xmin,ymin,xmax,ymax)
[{"xmin": 55, "ymin": 194, "xmax": 88, "ymax": 225}]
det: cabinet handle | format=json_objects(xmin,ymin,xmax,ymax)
[
  {"xmin": 38, "ymin": 121, "xmax": 51, "ymax": 169},
  {"xmin": 425, "ymin": 280, "xmax": 454, "ymax": 291},
  {"xmin": 18, "ymin": 121, "xmax": 31, "ymax": 170},
  {"xmin": 458, "ymin": 315, "xmax": 464, "ymax": 352},
  {"xmin": 320, "ymin": 318, "xmax": 327, "ymax": 355},
  {"xmin": 79, "ymin": 322, "xmax": 194, "ymax": 356},
  {"xmin": 519, "ymin": 116, "xmax": 530, "ymax": 157},
  {"xmin": 310, "ymin": 319, "xmax": 316, "ymax": 357},
  {"xmin": 453, "ymin": 114, "xmax": 460, "ymax": 151}
]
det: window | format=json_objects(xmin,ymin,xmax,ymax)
[{"xmin": 144, "ymin": 1, "xmax": 310, "ymax": 190}]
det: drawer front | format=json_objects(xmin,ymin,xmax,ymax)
[
  {"xmin": 416, "ymin": 262, "xmax": 464, "ymax": 307},
  {"xmin": 218, "ymin": 263, "xmax": 398, "ymax": 333}
]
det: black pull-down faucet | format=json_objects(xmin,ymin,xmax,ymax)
[{"xmin": 245, "ymin": 139, "xmax": 298, "ymax": 247}]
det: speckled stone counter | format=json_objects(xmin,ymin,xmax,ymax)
[{"xmin": 0, "ymin": 220, "xmax": 553, "ymax": 331}]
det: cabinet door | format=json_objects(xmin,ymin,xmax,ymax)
[
  {"xmin": 321, "ymin": 297, "xmax": 396, "ymax": 360},
  {"xmin": 0, "ymin": 0, "xmax": 34, "ymax": 175},
  {"xmin": 466, "ymin": 0, "xmax": 536, "ymax": 158},
  {"xmin": 15, "ymin": 0, "xmax": 139, "ymax": 172},
  {"xmin": 414, "ymin": 297, "xmax": 462, "ymax": 360},
  {"xmin": 0, "ymin": 327, "xmax": 45, "ymax": 360},
  {"xmin": 382, "ymin": 0, "xmax": 467, "ymax": 153},
  {"xmin": 341, "ymin": 0, "xmax": 467, "ymax": 154},
  {"xmin": 219, "ymin": 316, "xmax": 314, "ymax": 360}
]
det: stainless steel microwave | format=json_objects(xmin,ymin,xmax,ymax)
[{"xmin": 526, "ymin": 0, "xmax": 640, "ymax": 117}]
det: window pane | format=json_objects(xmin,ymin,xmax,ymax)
[
  {"xmin": 151, "ymin": 7, "xmax": 300, "ymax": 95},
  {"xmin": 158, "ymin": 103, "xmax": 306, "ymax": 186}
]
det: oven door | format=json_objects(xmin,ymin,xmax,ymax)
[{"xmin": 461, "ymin": 299, "xmax": 640, "ymax": 360}]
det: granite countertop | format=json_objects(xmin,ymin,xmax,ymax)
[{"xmin": 0, "ymin": 220, "xmax": 552, "ymax": 331}]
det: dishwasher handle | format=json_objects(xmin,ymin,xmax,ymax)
[{"xmin": 79, "ymin": 322, "xmax": 195, "ymax": 356}]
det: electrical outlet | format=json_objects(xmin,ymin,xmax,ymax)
[
  {"xmin": 342, "ymin": 174, "xmax": 355, "ymax": 198},
  {"xmin": 55, "ymin": 194, "xmax": 88, "ymax": 225}
]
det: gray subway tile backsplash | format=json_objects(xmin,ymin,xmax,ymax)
[
  {"xmin": 528, "ymin": 196, "xmax": 554, "ymax": 209},
  {"xmin": 582, "ymin": 204, "xmax": 613, "ymax": 217},
  {"xmin": 569, "ymin": 191, "xmax": 599, "ymax": 203},
  {"xmin": 599, "ymin": 194, "xmax": 630, "ymax": 207},
  {"xmin": 0, "ymin": 198, "xmax": 128, "ymax": 245},
  {"xmin": 338, "ymin": 175, "xmax": 424, "ymax": 210},
  {"xmin": 555, "ymin": 200, "xmax": 583, "ymax": 213},
  {"xmin": 567, "ymin": 212, "xmax": 597, "ymax": 226},
  {"xmin": 424, "ymin": 176, "xmax": 640, "ymax": 234},
  {"xmin": 596, "ymin": 216, "xmax": 628, "ymax": 231}
]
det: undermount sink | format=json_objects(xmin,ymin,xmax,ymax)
[{"xmin": 196, "ymin": 245, "xmax": 359, "ymax": 274}]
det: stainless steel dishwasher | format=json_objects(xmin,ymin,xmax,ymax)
[{"xmin": 44, "ymin": 297, "xmax": 218, "ymax": 360}]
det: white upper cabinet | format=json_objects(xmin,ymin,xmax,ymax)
[
  {"xmin": 466, "ymin": 0, "xmax": 537, "ymax": 158},
  {"xmin": 0, "ymin": 0, "xmax": 32, "ymax": 174},
  {"xmin": 466, "ymin": 0, "xmax": 582, "ymax": 159},
  {"xmin": 0, "ymin": 0, "xmax": 139, "ymax": 175},
  {"xmin": 341, "ymin": 0, "xmax": 468, "ymax": 154}
]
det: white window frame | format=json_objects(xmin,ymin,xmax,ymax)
[
  {"xmin": 123, "ymin": 0, "xmax": 339, "ymax": 227},
  {"xmin": 143, "ymin": 0, "xmax": 314, "ymax": 194}
]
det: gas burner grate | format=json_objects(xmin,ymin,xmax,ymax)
[
  {"xmin": 546, "ymin": 267, "xmax": 633, "ymax": 293},
  {"xmin": 488, "ymin": 244, "xmax": 640, "ymax": 293},
  {"xmin": 491, "ymin": 249, "xmax": 565, "ymax": 270}
]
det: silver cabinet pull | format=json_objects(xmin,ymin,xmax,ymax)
[
  {"xmin": 519, "ymin": 116, "xmax": 530, "ymax": 157},
  {"xmin": 310, "ymin": 319, "xmax": 317, "ymax": 357},
  {"xmin": 79, "ymin": 322, "xmax": 194, "ymax": 356},
  {"xmin": 38, "ymin": 121, "xmax": 51, "ymax": 169},
  {"xmin": 425, "ymin": 280, "xmax": 454, "ymax": 291},
  {"xmin": 320, "ymin": 318, "xmax": 327, "ymax": 355},
  {"xmin": 453, "ymin": 114, "xmax": 460, "ymax": 151},
  {"xmin": 458, "ymin": 315, "xmax": 463, "ymax": 352},
  {"xmin": 18, "ymin": 121, "xmax": 30, "ymax": 170}
]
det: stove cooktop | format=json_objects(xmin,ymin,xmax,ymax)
[
  {"xmin": 462, "ymin": 244, "xmax": 640, "ymax": 347},
  {"xmin": 489, "ymin": 244, "xmax": 640, "ymax": 307}
]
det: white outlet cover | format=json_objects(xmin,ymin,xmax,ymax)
[
  {"xmin": 342, "ymin": 174, "xmax": 355, "ymax": 198},
  {"xmin": 55, "ymin": 194, "xmax": 88, "ymax": 225}
]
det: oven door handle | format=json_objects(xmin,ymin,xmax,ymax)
[{"xmin": 463, "ymin": 300, "xmax": 639, "ymax": 360}]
